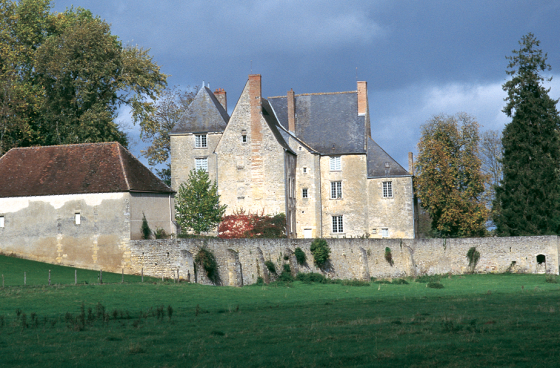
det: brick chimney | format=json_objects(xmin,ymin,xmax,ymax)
[
  {"xmin": 214, "ymin": 88, "xmax": 227, "ymax": 111},
  {"xmin": 408, "ymin": 152, "xmax": 414, "ymax": 175},
  {"xmin": 287, "ymin": 88, "xmax": 295, "ymax": 133},
  {"xmin": 248, "ymin": 74, "xmax": 262, "ymax": 141},
  {"xmin": 357, "ymin": 81, "xmax": 367, "ymax": 115}
]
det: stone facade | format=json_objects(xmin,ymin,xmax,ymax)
[
  {"xmin": 0, "ymin": 143, "xmax": 175, "ymax": 272},
  {"xmin": 170, "ymin": 75, "xmax": 415, "ymax": 239},
  {"xmin": 0, "ymin": 192, "xmax": 173, "ymax": 272},
  {"xmin": 128, "ymin": 236, "xmax": 560, "ymax": 285}
]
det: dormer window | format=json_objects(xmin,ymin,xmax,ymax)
[
  {"xmin": 330, "ymin": 156, "xmax": 341, "ymax": 171},
  {"xmin": 195, "ymin": 134, "xmax": 207, "ymax": 148}
]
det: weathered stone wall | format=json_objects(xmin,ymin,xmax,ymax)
[
  {"xmin": 291, "ymin": 139, "xmax": 322, "ymax": 238},
  {"xmin": 128, "ymin": 236, "xmax": 560, "ymax": 286},
  {"xmin": 320, "ymin": 154, "xmax": 369, "ymax": 238},
  {"xmin": 0, "ymin": 193, "xmax": 132, "ymax": 272},
  {"xmin": 129, "ymin": 193, "xmax": 175, "ymax": 240},
  {"xmin": 368, "ymin": 176, "xmax": 415, "ymax": 239},
  {"xmin": 170, "ymin": 132, "xmax": 222, "ymax": 191},
  {"xmin": 215, "ymin": 78, "xmax": 287, "ymax": 217}
]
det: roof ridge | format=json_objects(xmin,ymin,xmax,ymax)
[
  {"xmin": 116, "ymin": 144, "xmax": 131, "ymax": 191},
  {"xmin": 6, "ymin": 142, "xmax": 117, "ymax": 151},
  {"xmin": 268, "ymin": 91, "xmax": 356, "ymax": 99}
]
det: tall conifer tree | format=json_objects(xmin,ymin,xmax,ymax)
[{"xmin": 495, "ymin": 33, "xmax": 560, "ymax": 235}]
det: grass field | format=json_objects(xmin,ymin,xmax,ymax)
[{"xmin": 1, "ymin": 255, "xmax": 560, "ymax": 367}]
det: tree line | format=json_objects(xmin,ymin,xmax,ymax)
[{"xmin": 416, "ymin": 33, "xmax": 560, "ymax": 238}]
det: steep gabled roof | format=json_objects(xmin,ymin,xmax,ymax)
[
  {"xmin": 170, "ymin": 86, "xmax": 229, "ymax": 134},
  {"xmin": 261, "ymin": 99, "xmax": 295, "ymax": 155},
  {"xmin": 0, "ymin": 142, "xmax": 174, "ymax": 198},
  {"xmin": 366, "ymin": 138, "xmax": 410, "ymax": 178},
  {"xmin": 268, "ymin": 91, "xmax": 366, "ymax": 155}
]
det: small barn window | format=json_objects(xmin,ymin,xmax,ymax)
[
  {"xmin": 75, "ymin": 213, "xmax": 81, "ymax": 225},
  {"xmin": 0, "ymin": 216, "xmax": 4, "ymax": 228}
]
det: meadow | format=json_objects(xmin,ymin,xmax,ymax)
[{"xmin": 1, "ymin": 255, "xmax": 560, "ymax": 367}]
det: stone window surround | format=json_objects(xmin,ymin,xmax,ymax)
[
  {"xmin": 330, "ymin": 181, "xmax": 342, "ymax": 199},
  {"xmin": 195, "ymin": 157, "xmax": 208, "ymax": 172},
  {"xmin": 381, "ymin": 228, "xmax": 389, "ymax": 237},
  {"xmin": 332, "ymin": 215, "xmax": 344, "ymax": 233},
  {"xmin": 302, "ymin": 188, "xmax": 308, "ymax": 198},
  {"xmin": 194, "ymin": 134, "xmax": 207, "ymax": 148},
  {"xmin": 382, "ymin": 181, "xmax": 393, "ymax": 198},
  {"xmin": 330, "ymin": 156, "xmax": 341, "ymax": 171}
]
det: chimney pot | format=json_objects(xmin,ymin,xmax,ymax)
[
  {"xmin": 287, "ymin": 88, "xmax": 295, "ymax": 133},
  {"xmin": 214, "ymin": 88, "xmax": 227, "ymax": 111}
]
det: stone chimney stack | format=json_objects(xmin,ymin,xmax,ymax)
[
  {"xmin": 357, "ymin": 81, "xmax": 367, "ymax": 115},
  {"xmin": 408, "ymin": 152, "xmax": 414, "ymax": 175},
  {"xmin": 287, "ymin": 88, "xmax": 295, "ymax": 133},
  {"xmin": 214, "ymin": 88, "xmax": 227, "ymax": 111}
]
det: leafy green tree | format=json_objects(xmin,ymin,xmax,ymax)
[
  {"xmin": 415, "ymin": 113, "xmax": 488, "ymax": 237},
  {"xmin": 175, "ymin": 169, "xmax": 227, "ymax": 235},
  {"xmin": 140, "ymin": 86, "xmax": 197, "ymax": 185},
  {"xmin": 495, "ymin": 33, "xmax": 560, "ymax": 236},
  {"xmin": 310, "ymin": 238, "xmax": 330, "ymax": 268},
  {"xmin": 0, "ymin": 0, "xmax": 167, "ymax": 153}
]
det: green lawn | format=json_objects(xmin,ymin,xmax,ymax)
[{"xmin": 1, "ymin": 255, "xmax": 560, "ymax": 367}]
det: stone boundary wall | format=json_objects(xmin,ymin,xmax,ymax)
[{"xmin": 128, "ymin": 236, "xmax": 560, "ymax": 286}]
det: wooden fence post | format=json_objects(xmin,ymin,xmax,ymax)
[
  {"xmin": 141, "ymin": 268, "xmax": 143, "ymax": 283},
  {"xmin": 75, "ymin": 270, "xmax": 77, "ymax": 285},
  {"xmin": 122, "ymin": 268, "xmax": 124, "ymax": 283},
  {"xmin": 48, "ymin": 270, "xmax": 51, "ymax": 286},
  {"xmin": 2, "ymin": 274, "xmax": 4, "ymax": 288},
  {"xmin": 24, "ymin": 272, "xmax": 26, "ymax": 286},
  {"xmin": 100, "ymin": 270, "xmax": 103, "ymax": 284}
]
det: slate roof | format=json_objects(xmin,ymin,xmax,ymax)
[
  {"xmin": 0, "ymin": 143, "xmax": 174, "ymax": 198},
  {"xmin": 170, "ymin": 86, "xmax": 229, "ymax": 134},
  {"xmin": 261, "ymin": 99, "xmax": 295, "ymax": 155},
  {"xmin": 268, "ymin": 92, "xmax": 366, "ymax": 155},
  {"xmin": 366, "ymin": 138, "xmax": 410, "ymax": 178}
]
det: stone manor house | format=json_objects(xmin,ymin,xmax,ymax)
[{"xmin": 170, "ymin": 75, "xmax": 415, "ymax": 239}]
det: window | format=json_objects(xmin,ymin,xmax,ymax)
[
  {"xmin": 383, "ymin": 181, "xmax": 393, "ymax": 198},
  {"xmin": 75, "ymin": 213, "xmax": 81, "ymax": 225},
  {"xmin": 0, "ymin": 216, "xmax": 4, "ymax": 228},
  {"xmin": 330, "ymin": 181, "xmax": 342, "ymax": 199},
  {"xmin": 303, "ymin": 167, "xmax": 307, "ymax": 173},
  {"xmin": 302, "ymin": 188, "xmax": 308, "ymax": 198},
  {"xmin": 332, "ymin": 215, "xmax": 343, "ymax": 233},
  {"xmin": 381, "ymin": 228, "xmax": 389, "ymax": 238},
  {"xmin": 195, "ymin": 157, "xmax": 208, "ymax": 172},
  {"xmin": 242, "ymin": 135, "xmax": 247, "ymax": 143},
  {"xmin": 330, "ymin": 156, "xmax": 341, "ymax": 171},
  {"xmin": 195, "ymin": 134, "xmax": 207, "ymax": 148}
]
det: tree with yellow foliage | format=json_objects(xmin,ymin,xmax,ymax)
[{"xmin": 415, "ymin": 113, "xmax": 488, "ymax": 237}]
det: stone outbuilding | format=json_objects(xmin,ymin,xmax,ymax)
[
  {"xmin": 170, "ymin": 75, "xmax": 415, "ymax": 239},
  {"xmin": 0, "ymin": 142, "xmax": 175, "ymax": 271}
]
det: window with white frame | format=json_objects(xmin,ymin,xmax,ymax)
[
  {"xmin": 195, "ymin": 134, "xmax": 207, "ymax": 148},
  {"xmin": 0, "ymin": 216, "xmax": 4, "ymax": 228},
  {"xmin": 381, "ymin": 228, "xmax": 389, "ymax": 237},
  {"xmin": 302, "ymin": 188, "xmax": 308, "ymax": 198},
  {"xmin": 330, "ymin": 181, "xmax": 342, "ymax": 199},
  {"xmin": 330, "ymin": 156, "xmax": 341, "ymax": 171},
  {"xmin": 195, "ymin": 157, "xmax": 208, "ymax": 172},
  {"xmin": 332, "ymin": 215, "xmax": 343, "ymax": 233},
  {"xmin": 75, "ymin": 213, "xmax": 81, "ymax": 225},
  {"xmin": 383, "ymin": 181, "xmax": 393, "ymax": 198}
]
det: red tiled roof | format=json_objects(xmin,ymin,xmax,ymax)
[{"xmin": 0, "ymin": 142, "xmax": 174, "ymax": 198}]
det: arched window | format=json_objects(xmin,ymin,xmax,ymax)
[{"xmin": 536, "ymin": 254, "xmax": 546, "ymax": 264}]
